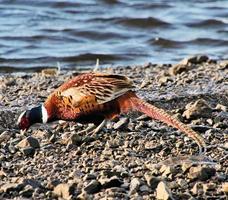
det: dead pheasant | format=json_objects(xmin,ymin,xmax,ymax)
[{"xmin": 17, "ymin": 72, "xmax": 206, "ymax": 154}]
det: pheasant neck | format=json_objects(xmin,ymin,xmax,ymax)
[{"xmin": 29, "ymin": 105, "xmax": 48, "ymax": 124}]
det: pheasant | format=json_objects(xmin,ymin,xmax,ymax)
[{"xmin": 17, "ymin": 72, "xmax": 206, "ymax": 154}]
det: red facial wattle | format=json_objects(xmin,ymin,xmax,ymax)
[{"xmin": 19, "ymin": 117, "xmax": 30, "ymax": 130}]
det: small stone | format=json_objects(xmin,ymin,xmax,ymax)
[
  {"xmin": 41, "ymin": 68, "xmax": 58, "ymax": 76},
  {"xmin": 158, "ymin": 76, "xmax": 172, "ymax": 86},
  {"xmin": 215, "ymin": 104, "xmax": 227, "ymax": 112},
  {"xmin": 17, "ymin": 136, "xmax": 40, "ymax": 149},
  {"xmin": 49, "ymin": 133, "xmax": 57, "ymax": 143},
  {"xmin": 19, "ymin": 185, "xmax": 34, "ymax": 198},
  {"xmin": 179, "ymin": 55, "xmax": 209, "ymax": 65},
  {"xmin": 21, "ymin": 147, "xmax": 35, "ymax": 156},
  {"xmin": 77, "ymin": 191, "xmax": 89, "ymax": 200},
  {"xmin": 160, "ymin": 165, "xmax": 177, "ymax": 177},
  {"xmin": 144, "ymin": 174, "xmax": 160, "ymax": 189},
  {"xmin": 129, "ymin": 178, "xmax": 141, "ymax": 194},
  {"xmin": 83, "ymin": 180, "xmax": 101, "ymax": 194},
  {"xmin": 188, "ymin": 166, "xmax": 216, "ymax": 181},
  {"xmin": 219, "ymin": 60, "xmax": 228, "ymax": 69},
  {"xmin": 0, "ymin": 130, "xmax": 13, "ymax": 143},
  {"xmin": 183, "ymin": 99, "xmax": 213, "ymax": 119},
  {"xmin": 169, "ymin": 64, "xmax": 190, "ymax": 76},
  {"xmin": 113, "ymin": 117, "xmax": 129, "ymax": 130},
  {"xmin": 181, "ymin": 163, "xmax": 192, "ymax": 173},
  {"xmin": 206, "ymin": 118, "xmax": 213, "ymax": 125},
  {"xmin": 177, "ymin": 179, "xmax": 188, "ymax": 188},
  {"xmin": 191, "ymin": 182, "xmax": 203, "ymax": 195},
  {"xmin": 99, "ymin": 176, "xmax": 122, "ymax": 189},
  {"xmin": 53, "ymin": 183, "xmax": 74, "ymax": 200},
  {"xmin": 145, "ymin": 142, "xmax": 162, "ymax": 151},
  {"xmin": 145, "ymin": 163, "xmax": 160, "ymax": 175},
  {"xmin": 0, "ymin": 170, "xmax": 7, "ymax": 178},
  {"xmin": 70, "ymin": 133, "xmax": 83, "ymax": 145},
  {"xmin": 202, "ymin": 183, "xmax": 216, "ymax": 193},
  {"xmin": 83, "ymin": 174, "xmax": 97, "ymax": 181},
  {"xmin": 222, "ymin": 182, "xmax": 228, "ymax": 194},
  {"xmin": 139, "ymin": 185, "xmax": 149, "ymax": 192},
  {"xmin": 156, "ymin": 181, "xmax": 173, "ymax": 200},
  {"xmin": 0, "ymin": 183, "xmax": 24, "ymax": 193}
]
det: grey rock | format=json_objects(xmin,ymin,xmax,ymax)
[
  {"xmin": 19, "ymin": 185, "xmax": 34, "ymax": 198},
  {"xmin": 183, "ymin": 99, "xmax": 213, "ymax": 119},
  {"xmin": 180, "ymin": 55, "xmax": 209, "ymax": 65},
  {"xmin": 99, "ymin": 176, "xmax": 123, "ymax": 189},
  {"xmin": 0, "ymin": 182, "xmax": 24, "ymax": 193},
  {"xmin": 144, "ymin": 174, "xmax": 161, "ymax": 189},
  {"xmin": 16, "ymin": 136, "xmax": 40, "ymax": 149},
  {"xmin": 139, "ymin": 185, "xmax": 150, "ymax": 192},
  {"xmin": 188, "ymin": 166, "xmax": 216, "ymax": 181},
  {"xmin": 83, "ymin": 174, "xmax": 97, "ymax": 181},
  {"xmin": 169, "ymin": 64, "xmax": 191, "ymax": 76},
  {"xmin": 21, "ymin": 147, "xmax": 35, "ymax": 156},
  {"xmin": 84, "ymin": 180, "xmax": 101, "ymax": 194}
]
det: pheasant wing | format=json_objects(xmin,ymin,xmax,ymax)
[{"xmin": 59, "ymin": 73, "xmax": 135, "ymax": 106}]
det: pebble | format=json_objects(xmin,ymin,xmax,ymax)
[
  {"xmin": 19, "ymin": 185, "xmax": 34, "ymax": 198},
  {"xmin": 159, "ymin": 165, "xmax": 177, "ymax": 177},
  {"xmin": 144, "ymin": 174, "xmax": 161, "ymax": 189},
  {"xmin": 99, "ymin": 176, "xmax": 123, "ymax": 189},
  {"xmin": 183, "ymin": 99, "xmax": 213, "ymax": 119},
  {"xmin": 16, "ymin": 136, "xmax": 40, "ymax": 149},
  {"xmin": 219, "ymin": 60, "xmax": 228, "ymax": 69},
  {"xmin": 191, "ymin": 182, "xmax": 203, "ymax": 195},
  {"xmin": 179, "ymin": 54, "xmax": 209, "ymax": 65},
  {"xmin": 83, "ymin": 180, "xmax": 101, "ymax": 194},
  {"xmin": 202, "ymin": 183, "xmax": 216, "ymax": 193},
  {"xmin": 222, "ymin": 182, "xmax": 228, "ymax": 194},
  {"xmin": 113, "ymin": 117, "xmax": 129, "ymax": 130},
  {"xmin": 188, "ymin": 166, "xmax": 216, "ymax": 181},
  {"xmin": 169, "ymin": 64, "xmax": 191, "ymax": 76},
  {"xmin": 129, "ymin": 178, "xmax": 141, "ymax": 194},
  {"xmin": 0, "ymin": 130, "xmax": 13, "ymax": 143},
  {"xmin": 0, "ymin": 182, "xmax": 24, "ymax": 193},
  {"xmin": 156, "ymin": 181, "xmax": 173, "ymax": 200},
  {"xmin": 53, "ymin": 183, "xmax": 74, "ymax": 200}
]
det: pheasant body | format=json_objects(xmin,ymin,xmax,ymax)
[{"xmin": 17, "ymin": 72, "xmax": 206, "ymax": 154}]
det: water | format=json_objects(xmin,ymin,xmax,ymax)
[{"xmin": 0, "ymin": 0, "xmax": 228, "ymax": 71}]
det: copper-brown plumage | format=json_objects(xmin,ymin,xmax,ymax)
[{"xmin": 18, "ymin": 72, "xmax": 207, "ymax": 154}]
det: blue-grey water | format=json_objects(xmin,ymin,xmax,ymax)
[{"xmin": 0, "ymin": 0, "xmax": 228, "ymax": 70}]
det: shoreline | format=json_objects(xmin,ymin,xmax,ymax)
[{"xmin": 0, "ymin": 55, "xmax": 227, "ymax": 199}]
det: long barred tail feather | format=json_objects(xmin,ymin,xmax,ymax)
[{"xmin": 119, "ymin": 93, "xmax": 207, "ymax": 155}]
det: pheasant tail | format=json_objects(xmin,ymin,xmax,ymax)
[{"xmin": 118, "ymin": 93, "xmax": 207, "ymax": 155}]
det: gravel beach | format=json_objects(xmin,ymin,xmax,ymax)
[{"xmin": 0, "ymin": 55, "xmax": 227, "ymax": 199}]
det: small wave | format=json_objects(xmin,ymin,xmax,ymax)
[
  {"xmin": 188, "ymin": 38, "xmax": 228, "ymax": 46},
  {"xmin": 149, "ymin": 37, "xmax": 185, "ymax": 48},
  {"xmin": 186, "ymin": 19, "xmax": 226, "ymax": 28},
  {"xmin": 116, "ymin": 17, "xmax": 170, "ymax": 29},
  {"xmin": 0, "ymin": 53, "xmax": 127, "ymax": 69},
  {"xmin": 66, "ymin": 30, "xmax": 128, "ymax": 40}
]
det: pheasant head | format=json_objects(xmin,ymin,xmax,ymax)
[{"xmin": 17, "ymin": 105, "xmax": 48, "ymax": 130}]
